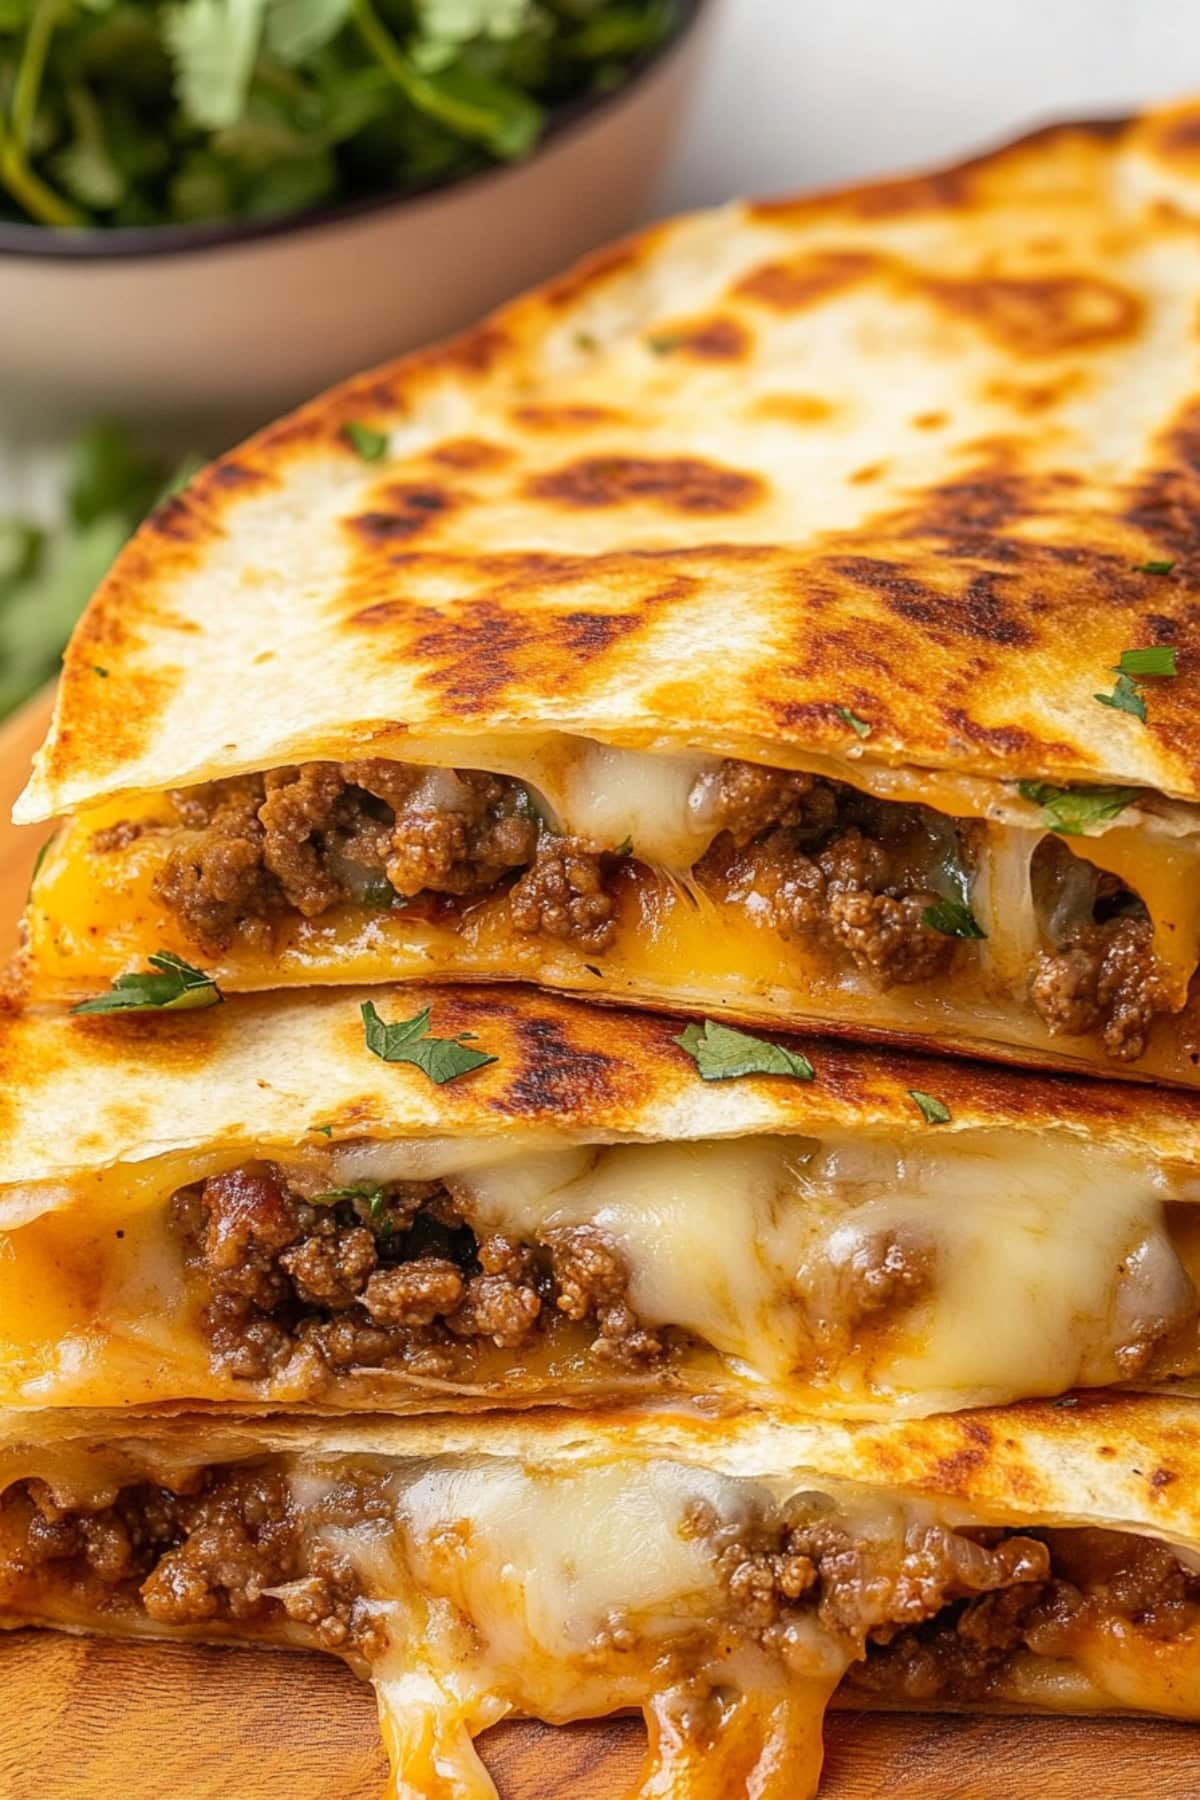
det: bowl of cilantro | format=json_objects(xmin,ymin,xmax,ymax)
[{"xmin": 0, "ymin": 0, "xmax": 710, "ymax": 434}]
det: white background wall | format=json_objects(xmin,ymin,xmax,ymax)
[{"xmin": 661, "ymin": 0, "xmax": 1200, "ymax": 209}]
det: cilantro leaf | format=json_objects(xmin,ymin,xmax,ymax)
[
  {"xmin": 835, "ymin": 705, "xmax": 871, "ymax": 739},
  {"xmin": 1094, "ymin": 672, "xmax": 1147, "ymax": 722},
  {"xmin": 1017, "ymin": 780, "xmax": 1140, "ymax": 836},
  {"xmin": 361, "ymin": 1000, "xmax": 496, "ymax": 1083},
  {"xmin": 909, "ymin": 1089, "xmax": 951, "ymax": 1125},
  {"xmin": 675, "ymin": 1019, "xmax": 815, "ymax": 1084},
  {"xmin": 310, "ymin": 1183, "xmax": 386, "ymax": 1211},
  {"xmin": 163, "ymin": 0, "xmax": 267, "ymax": 131},
  {"xmin": 646, "ymin": 331, "xmax": 686, "ymax": 355},
  {"xmin": 265, "ymin": 0, "xmax": 351, "ymax": 64},
  {"xmin": 0, "ymin": 0, "xmax": 676, "ymax": 231},
  {"xmin": 52, "ymin": 84, "xmax": 127, "ymax": 211},
  {"xmin": 921, "ymin": 897, "xmax": 986, "ymax": 940},
  {"xmin": 67, "ymin": 421, "xmax": 167, "ymax": 530},
  {"xmin": 342, "ymin": 419, "xmax": 389, "ymax": 460},
  {"xmin": 1133, "ymin": 560, "xmax": 1175, "ymax": 575},
  {"xmin": 0, "ymin": 511, "xmax": 130, "ymax": 719},
  {"xmin": 612, "ymin": 834, "xmax": 633, "ymax": 857},
  {"xmin": 1118, "ymin": 646, "xmax": 1177, "ymax": 678},
  {"xmin": 72, "ymin": 952, "xmax": 223, "ymax": 1015}
]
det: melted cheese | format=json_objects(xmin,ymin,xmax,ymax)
[
  {"xmin": 358, "ymin": 1461, "xmax": 929, "ymax": 1800},
  {"xmin": 458, "ymin": 1132, "xmax": 1194, "ymax": 1407},
  {"xmin": 557, "ymin": 742, "xmax": 718, "ymax": 865},
  {"xmin": 10, "ymin": 1436, "xmax": 1200, "ymax": 1799},
  {"xmin": 0, "ymin": 1128, "xmax": 1193, "ymax": 1416}
]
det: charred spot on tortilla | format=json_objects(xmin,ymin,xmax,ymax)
[{"xmin": 526, "ymin": 456, "xmax": 765, "ymax": 515}]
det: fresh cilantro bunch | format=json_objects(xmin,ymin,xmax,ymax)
[
  {"xmin": 0, "ymin": 422, "xmax": 201, "ymax": 718},
  {"xmin": 0, "ymin": 0, "xmax": 678, "ymax": 229}
]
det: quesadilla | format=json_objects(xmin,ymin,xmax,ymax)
[
  {"xmin": 16, "ymin": 100, "xmax": 1200, "ymax": 1085},
  {"xmin": 4, "ymin": 981, "xmax": 1200, "ymax": 1418},
  {"xmin": 6, "ymin": 1395, "xmax": 1200, "ymax": 1799}
]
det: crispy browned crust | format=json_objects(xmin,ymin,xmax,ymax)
[
  {"xmin": 4, "ymin": 979, "xmax": 1200, "ymax": 1197},
  {"xmin": 18, "ymin": 99, "xmax": 1200, "ymax": 822}
]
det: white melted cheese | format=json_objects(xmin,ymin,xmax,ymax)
[
  {"xmin": 554, "ymin": 742, "xmax": 719, "ymax": 866},
  {"xmin": 396, "ymin": 1459, "xmax": 740, "ymax": 1662},
  {"xmin": 290, "ymin": 1450, "xmax": 1200, "ymax": 1800},
  {"xmin": 338, "ymin": 1458, "xmax": 932, "ymax": 1800},
  {"xmin": 454, "ymin": 1131, "xmax": 1193, "ymax": 1409}
]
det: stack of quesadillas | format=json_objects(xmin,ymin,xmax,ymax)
[{"xmin": 6, "ymin": 96, "xmax": 1200, "ymax": 1798}]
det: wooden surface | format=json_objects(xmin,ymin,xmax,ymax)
[{"xmin": 3, "ymin": 685, "xmax": 1200, "ymax": 1796}]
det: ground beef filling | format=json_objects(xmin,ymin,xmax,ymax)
[
  {"xmin": 695, "ymin": 760, "xmax": 959, "ymax": 987},
  {"xmin": 1031, "ymin": 916, "xmax": 1167, "ymax": 1062},
  {"xmin": 1025, "ymin": 835, "xmax": 1170, "ymax": 1061},
  {"xmin": 846, "ymin": 1525, "xmax": 1200, "ymax": 1702},
  {"xmin": 700, "ymin": 1502, "xmax": 1200, "ymax": 1699},
  {"xmin": 0, "ymin": 1464, "xmax": 385, "ymax": 1657},
  {"xmin": 140, "ymin": 760, "xmax": 618, "ymax": 952},
  {"xmin": 171, "ymin": 1164, "xmax": 663, "ymax": 1384}
]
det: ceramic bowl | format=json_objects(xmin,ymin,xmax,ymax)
[{"xmin": 0, "ymin": 0, "xmax": 713, "ymax": 440}]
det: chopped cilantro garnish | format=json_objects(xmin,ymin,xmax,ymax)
[
  {"xmin": 1133, "ymin": 560, "xmax": 1176, "ymax": 575},
  {"xmin": 612, "ymin": 834, "xmax": 634, "ymax": 857},
  {"xmin": 835, "ymin": 705, "xmax": 871, "ymax": 739},
  {"xmin": 646, "ymin": 331, "xmax": 686, "ymax": 354},
  {"xmin": 311, "ymin": 1184, "xmax": 386, "ymax": 1212},
  {"xmin": 361, "ymin": 1000, "xmax": 496, "ymax": 1084},
  {"xmin": 1017, "ymin": 780, "xmax": 1140, "ymax": 836},
  {"xmin": 675, "ymin": 1019, "xmax": 815, "ymax": 1083},
  {"xmin": 921, "ymin": 897, "xmax": 986, "ymax": 940},
  {"xmin": 92, "ymin": 664, "xmax": 108, "ymax": 677},
  {"xmin": 28, "ymin": 831, "xmax": 57, "ymax": 898},
  {"xmin": 909, "ymin": 1090, "xmax": 951, "ymax": 1125},
  {"xmin": 342, "ymin": 420, "xmax": 389, "ymax": 461},
  {"xmin": 1094, "ymin": 672, "xmax": 1147, "ymax": 722},
  {"xmin": 71, "ymin": 952, "xmax": 222, "ymax": 1015},
  {"xmin": 1118, "ymin": 646, "xmax": 1178, "ymax": 678}
]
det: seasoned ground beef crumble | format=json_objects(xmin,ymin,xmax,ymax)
[
  {"xmin": 0, "ymin": 1464, "xmax": 385, "ymax": 1656},
  {"xmin": 170, "ymin": 1163, "xmax": 664, "ymax": 1385}
]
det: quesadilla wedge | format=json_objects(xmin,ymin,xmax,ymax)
[
  {"xmin": 5, "ymin": 981, "xmax": 1200, "ymax": 1418},
  {"xmin": 6, "ymin": 1396, "xmax": 1200, "ymax": 1799},
  {"xmin": 17, "ymin": 100, "xmax": 1200, "ymax": 1085}
]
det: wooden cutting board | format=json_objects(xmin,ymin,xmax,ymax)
[{"xmin": 2, "ymin": 686, "xmax": 1199, "ymax": 1798}]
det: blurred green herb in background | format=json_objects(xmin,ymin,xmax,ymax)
[
  {"xmin": 0, "ymin": 423, "xmax": 202, "ymax": 718},
  {"xmin": 0, "ymin": 0, "xmax": 678, "ymax": 229}
]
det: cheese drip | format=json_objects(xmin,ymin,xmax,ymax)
[{"xmin": 351, "ymin": 1461, "xmax": 912, "ymax": 1800}]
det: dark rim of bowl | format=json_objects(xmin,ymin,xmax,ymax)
[{"xmin": 0, "ymin": 0, "xmax": 708, "ymax": 264}]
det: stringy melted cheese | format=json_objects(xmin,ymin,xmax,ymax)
[
  {"xmin": 322, "ymin": 1459, "xmax": 920, "ymax": 1800},
  {"xmin": 25, "ymin": 734, "xmax": 1200, "ymax": 1081},
  {"xmin": 286, "ymin": 1455, "xmax": 1200, "ymax": 1800},
  {"xmin": 0, "ymin": 1128, "xmax": 1193, "ymax": 1415}
]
